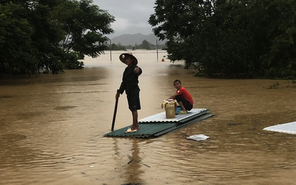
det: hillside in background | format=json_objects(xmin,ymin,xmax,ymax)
[{"xmin": 110, "ymin": 33, "xmax": 167, "ymax": 46}]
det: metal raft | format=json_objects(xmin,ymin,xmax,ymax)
[{"xmin": 104, "ymin": 108, "xmax": 213, "ymax": 138}]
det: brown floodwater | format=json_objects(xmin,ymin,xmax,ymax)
[{"xmin": 0, "ymin": 50, "xmax": 296, "ymax": 185}]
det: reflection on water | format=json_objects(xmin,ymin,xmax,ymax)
[
  {"xmin": 0, "ymin": 50, "xmax": 296, "ymax": 185},
  {"xmin": 125, "ymin": 139, "xmax": 142, "ymax": 184}
]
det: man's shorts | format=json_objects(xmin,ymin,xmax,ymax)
[
  {"xmin": 175, "ymin": 95, "xmax": 193, "ymax": 111},
  {"xmin": 127, "ymin": 93, "xmax": 141, "ymax": 111}
]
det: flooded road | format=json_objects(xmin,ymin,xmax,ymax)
[{"xmin": 0, "ymin": 50, "xmax": 296, "ymax": 185}]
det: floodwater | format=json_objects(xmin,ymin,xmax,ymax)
[{"xmin": 0, "ymin": 50, "xmax": 296, "ymax": 185}]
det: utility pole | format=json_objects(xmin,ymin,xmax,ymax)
[
  {"xmin": 109, "ymin": 39, "xmax": 112, "ymax": 61},
  {"xmin": 156, "ymin": 39, "xmax": 159, "ymax": 62}
]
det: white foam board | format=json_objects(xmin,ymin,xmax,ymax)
[{"xmin": 263, "ymin": 121, "xmax": 296, "ymax": 135}]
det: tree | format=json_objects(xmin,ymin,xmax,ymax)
[
  {"xmin": 255, "ymin": 0, "xmax": 296, "ymax": 78},
  {"xmin": 28, "ymin": 0, "xmax": 66, "ymax": 74},
  {"xmin": 0, "ymin": 2, "xmax": 35, "ymax": 75},
  {"xmin": 149, "ymin": 0, "xmax": 296, "ymax": 78},
  {"xmin": 140, "ymin": 40, "xmax": 151, "ymax": 50},
  {"xmin": 0, "ymin": 0, "xmax": 115, "ymax": 75},
  {"xmin": 52, "ymin": 0, "xmax": 115, "ymax": 58}
]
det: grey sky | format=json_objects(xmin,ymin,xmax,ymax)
[{"xmin": 93, "ymin": 0, "xmax": 156, "ymax": 38}]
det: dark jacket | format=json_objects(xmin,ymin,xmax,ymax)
[{"xmin": 118, "ymin": 64, "xmax": 142, "ymax": 96}]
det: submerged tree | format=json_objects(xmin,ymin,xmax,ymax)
[
  {"xmin": 149, "ymin": 0, "xmax": 296, "ymax": 78},
  {"xmin": 52, "ymin": 0, "xmax": 114, "ymax": 57},
  {"xmin": 0, "ymin": 0, "xmax": 115, "ymax": 75},
  {"xmin": 0, "ymin": 2, "xmax": 34, "ymax": 75}
]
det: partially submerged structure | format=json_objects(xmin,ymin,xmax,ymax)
[{"xmin": 104, "ymin": 108, "xmax": 213, "ymax": 138}]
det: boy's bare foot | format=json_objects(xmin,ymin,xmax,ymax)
[{"xmin": 178, "ymin": 110, "xmax": 188, "ymax": 114}]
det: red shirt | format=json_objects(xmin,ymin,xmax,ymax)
[{"xmin": 176, "ymin": 87, "xmax": 193, "ymax": 105}]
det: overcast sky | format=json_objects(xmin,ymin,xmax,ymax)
[{"xmin": 93, "ymin": 0, "xmax": 156, "ymax": 38}]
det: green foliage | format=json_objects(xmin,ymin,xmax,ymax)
[
  {"xmin": 106, "ymin": 40, "xmax": 166, "ymax": 50},
  {"xmin": 63, "ymin": 52, "xmax": 84, "ymax": 69},
  {"xmin": 149, "ymin": 0, "xmax": 296, "ymax": 79},
  {"xmin": 107, "ymin": 43, "xmax": 126, "ymax": 50},
  {"xmin": 52, "ymin": 0, "xmax": 115, "ymax": 57},
  {"xmin": 0, "ymin": 2, "xmax": 35, "ymax": 75},
  {"xmin": 0, "ymin": 0, "xmax": 114, "ymax": 76}
]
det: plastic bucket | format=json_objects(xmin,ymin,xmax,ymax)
[{"xmin": 165, "ymin": 102, "xmax": 176, "ymax": 118}]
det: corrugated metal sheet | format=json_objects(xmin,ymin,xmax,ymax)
[
  {"xmin": 139, "ymin": 108, "xmax": 208, "ymax": 123},
  {"xmin": 154, "ymin": 113, "xmax": 213, "ymax": 137},
  {"xmin": 104, "ymin": 108, "xmax": 212, "ymax": 138},
  {"xmin": 104, "ymin": 123, "xmax": 174, "ymax": 138}
]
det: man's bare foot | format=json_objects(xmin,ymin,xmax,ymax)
[
  {"xmin": 131, "ymin": 126, "xmax": 140, "ymax": 131},
  {"xmin": 125, "ymin": 127, "xmax": 140, "ymax": 133}
]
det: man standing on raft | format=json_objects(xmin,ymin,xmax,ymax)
[{"xmin": 116, "ymin": 53, "xmax": 142, "ymax": 133}]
